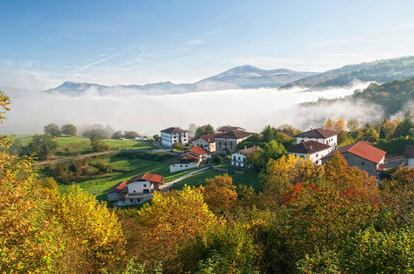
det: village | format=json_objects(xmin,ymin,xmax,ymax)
[{"xmin": 107, "ymin": 124, "xmax": 414, "ymax": 207}]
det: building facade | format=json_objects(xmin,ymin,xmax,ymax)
[
  {"xmin": 160, "ymin": 127, "xmax": 189, "ymax": 148},
  {"xmin": 295, "ymin": 128, "xmax": 338, "ymax": 147}
]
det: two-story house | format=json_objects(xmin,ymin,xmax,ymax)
[
  {"xmin": 231, "ymin": 146, "xmax": 259, "ymax": 168},
  {"xmin": 107, "ymin": 173, "xmax": 164, "ymax": 206},
  {"xmin": 170, "ymin": 146, "xmax": 210, "ymax": 173},
  {"xmin": 215, "ymin": 129, "xmax": 253, "ymax": 154},
  {"xmin": 295, "ymin": 128, "xmax": 338, "ymax": 147},
  {"xmin": 192, "ymin": 133, "xmax": 218, "ymax": 152},
  {"xmin": 287, "ymin": 140, "xmax": 333, "ymax": 165},
  {"xmin": 160, "ymin": 127, "xmax": 189, "ymax": 148}
]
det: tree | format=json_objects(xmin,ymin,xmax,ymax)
[
  {"xmin": 394, "ymin": 112, "xmax": 414, "ymax": 138},
  {"xmin": 55, "ymin": 186, "xmax": 126, "ymax": 273},
  {"xmin": 61, "ymin": 124, "xmax": 77, "ymax": 136},
  {"xmin": 334, "ymin": 117, "xmax": 346, "ymax": 132},
  {"xmin": 112, "ymin": 130, "xmax": 124, "ymax": 139},
  {"xmin": 347, "ymin": 118, "xmax": 360, "ymax": 132},
  {"xmin": 128, "ymin": 187, "xmax": 217, "ymax": 272},
  {"xmin": 24, "ymin": 134, "xmax": 58, "ymax": 160},
  {"xmin": 124, "ymin": 131, "xmax": 139, "ymax": 139},
  {"xmin": 179, "ymin": 224, "xmax": 259, "ymax": 273},
  {"xmin": 325, "ymin": 118, "xmax": 334, "ymax": 130},
  {"xmin": 44, "ymin": 123, "xmax": 61, "ymax": 136},
  {"xmin": 261, "ymin": 125, "xmax": 275, "ymax": 142},
  {"xmin": 201, "ymin": 174, "xmax": 238, "ymax": 214},
  {"xmin": 90, "ymin": 137, "xmax": 110, "ymax": 152},
  {"xmin": 195, "ymin": 124, "xmax": 215, "ymax": 137},
  {"xmin": 0, "ymin": 92, "xmax": 63, "ymax": 272}
]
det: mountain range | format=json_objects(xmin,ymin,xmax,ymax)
[{"xmin": 49, "ymin": 56, "xmax": 414, "ymax": 95}]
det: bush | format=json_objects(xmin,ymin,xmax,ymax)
[
  {"xmin": 90, "ymin": 138, "xmax": 110, "ymax": 152},
  {"xmin": 211, "ymin": 154, "xmax": 224, "ymax": 164},
  {"xmin": 91, "ymin": 160, "xmax": 113, "ymax": 174}
]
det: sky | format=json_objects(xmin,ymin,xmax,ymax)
[{"xmin": 1, "ymin": 0, "xmax": 414, "ymax": 90}]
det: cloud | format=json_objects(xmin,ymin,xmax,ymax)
[{"xmin": 0, "ymin": 83, "xmax": 374, "ymax": 136}]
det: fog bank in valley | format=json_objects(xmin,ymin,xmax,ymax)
[{"xmin": 1, "ymin": 82, "xmax": 379, "ymax": 135}]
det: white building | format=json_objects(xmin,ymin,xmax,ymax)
[
  {"xmin": 192, "ymin": 134, "xmax": 218, "ymax": 153},
  {"xmin": 169, "ymin": 146, "xmax": 209, "ymax": 173},
  {"xmin": 107, "ymin": 173, "xmax": 164, "ymax": 206},
  {"xmin": 295, "ymin": 128, "xmax": 338, "ymax": 147},
  {"xmin": 160, "ymin": 127, "xmax": 189, "ymax": 148},
  {"xmin": 287, "ymin": 140, "xmax": 333, "ymax": 165},
  {"xmin": 231, "ymin": 146, "xmax": 259, "ymax": 168}
]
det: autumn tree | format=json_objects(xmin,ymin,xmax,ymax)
[
  {"xmin": 201, "ymin": 174, "xmax": 238, "ymax": 214},
  {"xmin": 24, "ymin": 134, "xmax": 58, "ymax": 160},
  {"xmin": 0, "ymin": 92, "xmax": 63, "ymax": 272},
  {"xmin": 325, "ymin": 118, "xmax": 334, "ymax": 130},
  {"xmin": 55, "ymin": 186, "xmax": 126, "ymax": 273},
  {"xmin": 195, "ymin": 124, "xmax": 215, "ymax": 137},
  {"xmin": 128, "ymin": 187, "xmax": 217, "ymax": 273}
]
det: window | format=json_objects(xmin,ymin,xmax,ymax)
[
  {"xmin": 143, "ymin": 184, "xmax": 147, "ymax": 187},
  {"xmin": 361, "ymin": 161, "xmax": 365, "ymax": 166},
  {"xmin": 130, "ymin": 199, "xmax": 133, "ymax": 203}
]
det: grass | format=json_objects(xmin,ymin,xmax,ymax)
[
  {"xmin": 15, "ymin": 135, "xmax": 152, "ymax": 156},
  {"xmin": 57, "ymin": 154, "xmax": 197, "ymax": 199},
  {"xmin": 173, "ymin": 165, "xmax": 260, "ymax": 190}
]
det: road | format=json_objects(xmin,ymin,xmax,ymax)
[{"xmin": 161, "ymin": 166, "xmax": 211, "ymax": 191}]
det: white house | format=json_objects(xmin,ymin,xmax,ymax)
[
  {"xmin": 160, "ymin": 127, "xmax": 189, "ymax": 148},
  {"xmin": 169, "ymin": 146, "xmax": 210, "ymax": 173},
  {"xmin": 231, "ymin": 146, "xmax": 259, "ymax": 168},
  {"xmin": 295, "ymin": 128, "xmax": 338, "ymax": 147},
  {"xmin": 287, "ymin": 140, "xmax": 333, "ymax": 165},
  {"xmin": 192, "ymin": 133, "xmax": 218, "ymax": 153},
  {"xmin": 107, "ymin": 173, "xmax": 164, "ymax": 206}
]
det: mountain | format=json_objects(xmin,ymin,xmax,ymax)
[
  {"xmin": 281, "ymin": 56, "xmax": 414, "ymax": 89},
  {"xmin": 48, "ymin": 65, "xmax": 316, "ymax": 95}
]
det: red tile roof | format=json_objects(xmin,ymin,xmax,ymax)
[
  {"xmin": 189, "ymin": 146, "xmax": 209, "ymax": 156},
  {"xmin": 325, "ymin": 141, "xmax": 386, "ymax": 164},
  {"xmin": 139, "ymin": 173, "xmax": 164, "ymax": 184},
  {"xmin": 115, "ymin": 181, "xmax": 128, "ymax": 191},
  {"xmin": 345, "ymin": 141, "xmax": 386, "ymax": 164}
]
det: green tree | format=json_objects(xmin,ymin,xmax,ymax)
[
  {"xmin": 61, "ymin": 124, "xmax": 77, "ymax": 136},
  {"xmin": 24, "ymin": 134, "xmax": 58, "ymax": 160},
  {"xmin": 90, "ymin": 137, "xmax": 110, "ymax": 152},
  {"xmin": 44, "ymin": 123, "xmax": 61, "ymax": 136},
  {"xmin": 195, "ymin": 124, "xmax": 215, "ymax": 137},
  {"xmin": 124, "ymin": 130, "xmax": 140, "ymax": 139}
]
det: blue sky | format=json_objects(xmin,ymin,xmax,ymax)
[{"xmin": 1, "ymin": 0, "xmax": 414, "ymax": 89}]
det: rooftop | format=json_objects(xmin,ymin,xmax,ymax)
[
  {"xmin": 288, "ymin": 140, "xmax": 331, "ymax": 154},
  {"xmin": 161, "ymin": 127, "xmax": 188, "ymax": 134},
  {"xmin": 128, "ymin": 172, "xmax": 164, "ymax": 184},
  {"xmin": 295, "ymin": 128, "xmax": 337, "ymax": 139},
  {"xmin": 324, "ymin": 141, "xmax": 386, "ymax": 164},
  {"xmin": 215, "ymin": 129, "xmax": 253, "ymax": 140}
]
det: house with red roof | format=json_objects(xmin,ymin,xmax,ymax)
[
  {"xmin": 169, "ymin": 146, "xmax": 210, "ymax": 173},
  {"xmin": 107, "ymin": 173, "xmax": 164, "ymax": 206},
  {"xmin": 192, "ymin": 133, "xmax": 219, "ymax": 152},
  {"xmin": 322, "ymin": 141, "xmax": 386, "ymax": 177}
]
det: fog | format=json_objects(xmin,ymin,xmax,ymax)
[{"xmin": 1, "ymin": 82, "xmax": 380, "ymax": 135}]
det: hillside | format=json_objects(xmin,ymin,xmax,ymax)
[
  {"xmin": 282, "ymin": 56, "xmax": 414, "ymax": 89},
  {"xmin": 302, "ymin": 78, "xmax": 414, "ymax": 117}
]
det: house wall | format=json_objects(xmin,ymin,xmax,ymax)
[
  {"xmin": 127, "ymin": 180, "xmax": 152, "ymax": 194},
  {"xmin": 170, "ymin": 162, "xmax": 199, "ymax": 173},
  {"xmin": 216, "ymin": 137, "xmax": 247, "ymax": 154},
  {"xmin": 342, "ymin": 152, "xmax": 380, "ymax": 177},
  {"xmin": 296, "ymin": 136, "xmax": 337, "ymax": 147},
  {"xmin": 107, "ymin": 192, "xmax": 121, "ymax": 202},
  {"xmin": 288, "ymin": 147, "xmax": 332, "ymax": 165},
  {"xmin": 121, "ymin": 194, "xmax": 153, "ymax": 206},
  {"xmin": 161, "ymin": 132, "xmax": 189, "ymax": 147},
  {"xmin": 231, "ymin": 152, "xmax": 246, "ymax": 167},
  {"xmin": 192, "ymin": 139, "xmax": 216, "ymax": 152},
  {"xmin": 408, "ymin": 158, "xmax": 414, "ymax": 167}
]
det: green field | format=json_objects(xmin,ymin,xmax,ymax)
[
  {"xmin": 57, "ymin": 154, "xmax": 199, "ymax": 199},
  {"xmin": 174, "ymin": 167, "xmax": 260, "ymax": 190},
  {"xmin": 16, "ymin": 135, "xmax": 152, "ymax": 156}
]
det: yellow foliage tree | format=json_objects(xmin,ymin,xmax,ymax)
[
  {"xmin": 201, "ymin": 174, "xmax": 238, "ymax": 215},
  {"xmin": 130, "ymin": 186, "xmax": 217, "ymax": 272},
  {"xmin": 55, "ymin": 186, "xmax": 126, "ymax": 273},
  {"xmin": 0, "ymin": 92, "xmax": 63, "ymax": 272},
  {"xmin": 324, "ymin": 118, "xmax": 334, "ymax": 130}
]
